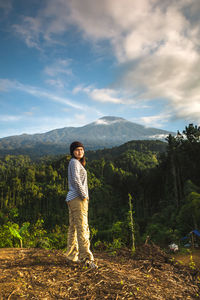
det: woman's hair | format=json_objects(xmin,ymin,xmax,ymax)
[{"xmin": 70, "ymin": 141, "xmax": 86, "ymax": 167}]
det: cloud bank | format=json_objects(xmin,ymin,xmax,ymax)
[{"xmin": 12, "ymin": 0, "xmax": 200, "ymax": 125}]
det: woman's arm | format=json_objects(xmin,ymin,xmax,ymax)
[{"xmin": 69, "ymin": 159, "xmax": 88, "ymax": 199}]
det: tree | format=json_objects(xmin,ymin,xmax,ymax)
[
  {"xmin": 177, "ymin": 191, "xmax": 200, "ymax": 233},
  {"xmin": 128, "ymin": 194, "xmax": 135, "ymax": 254},
  {"xmin": 183, "ymin": 124, "xmax": 200, "ymax": 143}
]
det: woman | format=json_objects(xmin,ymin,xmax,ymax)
[{"xmin": 65, "ymin": 141, "xmax": 97, "ymax": 269}]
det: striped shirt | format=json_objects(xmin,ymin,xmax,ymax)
[{"xmin": 66, "ymin": 158, "xmax": 89, "ymax": 202}]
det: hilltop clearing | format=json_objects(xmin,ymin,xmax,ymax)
[{"xmin": 0, "ymin": 244, "xmax": 199, "ymax": 299}]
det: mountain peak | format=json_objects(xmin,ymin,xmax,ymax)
[
  {"xmin": 94, "ymin": 116, "xmax": 126, "ymax": 125},
  {"xmin": 0, "ymin": 116, "xmax": 175, "ymax": 157}
]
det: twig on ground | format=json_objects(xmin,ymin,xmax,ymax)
[
  {"xmin": 7, "ymin": 287, "xmax": 20, "ymax": 300},
  {"xmin": 95, "ymin": 279, "xmax": 104, "ymax": 286}
]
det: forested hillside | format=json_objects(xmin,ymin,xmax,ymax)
[{"xmin": 0, "ymin": 124, "xmax": 200, "ymax": 249}]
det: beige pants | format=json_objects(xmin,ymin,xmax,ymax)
[{"xmin": 65, "ymin": 197, "xmax": 94, "ymax": 262}]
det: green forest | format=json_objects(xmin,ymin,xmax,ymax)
[{"xmin": 0, "ymin": 124, "xmax": 200, "ymax": 251}]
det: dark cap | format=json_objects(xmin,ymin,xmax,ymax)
[{"xmin": 70, "ymin": 141, "xmax": 84, "ymax": 156}]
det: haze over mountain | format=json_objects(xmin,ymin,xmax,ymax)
[{"xmin": 0, "ymin": 116, "xmax": 174, "ymax": 157}]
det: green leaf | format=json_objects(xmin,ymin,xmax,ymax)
[{"xmin": 9, "ymin": 227, "xmax": 22, "ymax": 240}]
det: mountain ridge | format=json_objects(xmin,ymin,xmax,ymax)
[{"xmin": 0, "ymin": 116, "xmax": 174, "ymax": 157}]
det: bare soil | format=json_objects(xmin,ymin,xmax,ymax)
[
  {"xmin": 172, "ymin": 249, "xmax": 200, "ymax": 269},
  {"xmin": 0, "ymin": 244, "xmax": 199, "ymax": 299}
]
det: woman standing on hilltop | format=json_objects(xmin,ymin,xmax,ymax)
[{"xmin": 65, "ymin": 141, "xmax": 97, "ymax": 269}]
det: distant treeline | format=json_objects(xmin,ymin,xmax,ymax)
[{"xmin": 0, "ymin": 124, "xmax": 200, "ymax": 249}]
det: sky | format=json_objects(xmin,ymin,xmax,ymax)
[{"xmin": 0, "ymin": 0, "xmax": 200, "ymax": 138}]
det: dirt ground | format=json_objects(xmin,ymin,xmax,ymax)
[
  {"xmin": 172, "ymin": 249, "xmax": 200, "ymax": 270},
  {"xmin": 0, "ymin": 244, "xmax": 199, "ymax": 300}
]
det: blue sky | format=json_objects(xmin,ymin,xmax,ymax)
[{"xmin": 0, "ymin": 0, "xmax": 200, "ymax": 138}]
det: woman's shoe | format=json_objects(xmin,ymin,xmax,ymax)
[
  {"xmin": 84, "ymin": 259, "xmax": 98, "ymax": 269},
  {"xmin": 64, "ymin": 253, "xmax": 79, "ymax": 263}
]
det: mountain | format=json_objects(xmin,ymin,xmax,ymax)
[{"xmin": 0, "ymin": 116, "xmax": 174, "ymax": 157}]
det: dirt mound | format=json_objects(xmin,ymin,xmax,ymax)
[
  {"xmin": 0, "ymin": 246, "xmax": 199, "ymax": 299},
  {"xmin": 133, "ymin": 243, "xmax": 170, "ymax": 262}
]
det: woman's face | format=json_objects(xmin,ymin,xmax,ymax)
[{"xmin": 73, "ymin": 147, "xmax": 84, "ymax": 160}]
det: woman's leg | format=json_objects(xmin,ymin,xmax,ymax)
[
  {"xmin": 69, "ymin": 197, "xmax": 94, "ymax": 261},
  {"xmin": 65, "ymin": 201, "xmax": 79, "ymax": 261}
]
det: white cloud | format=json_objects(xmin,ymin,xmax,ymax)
[
  {"xmin": 73, "ymin": 85, "xmax": 137, "ymax": 104},
  {"xmin": 89, "ymin": 88, "xmax": 124, "ymax": 104},
  {"xmin": 94, "ymin": 118, "xmax": 125, "ymax": 126},
  {"xmin": 11, "ymin": 0, "xmax": 200, "ymax": 125},
  {"xmin": 13, "ymin": 17, "xmax": 42, "ymax": 50},
  {"xmin": 44, "ymin": 59, "xmax": 73, "ymax": 88},
  {"xmin": 67, "ymin": 0, "xmax": 200, "ymax": 124},
  {"xmin": 24, "ymin": 111, "xmax": 34, "ymax": 116},
  {"xmin": 95, "ymin": 119, "xmax": 109, "ymax": 125},
  {"xmin": 22, "ymin": 87, "xmax": 82, "ymax": 110},
  {"xmin": 149, "ymin": 133, "xmax": 169, "ymax": 139},
  {"xmin": 0, "ymin": 78, "xmax": 15, "ymax": 91},
  {"xmin": 44, "ymin": 59, "xmax": 72, "ymax": 77},
  {"xmin": 45, "ymin": 79, "xmax": 65, "ymax": 88},
  {"xmin": 0, "ymin": 79, "xmax": 83, "ymax": 110},
  {"xmin": 72, "ymin": 85, "xmax": 84, "ymax": 95},
  {"xmin": 0, "ymin": 115, "xmax": 22, "ymax": 122},
  {"xmin": 139, "ymin": 113, "xmax": 172, "ymax": 128}
]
